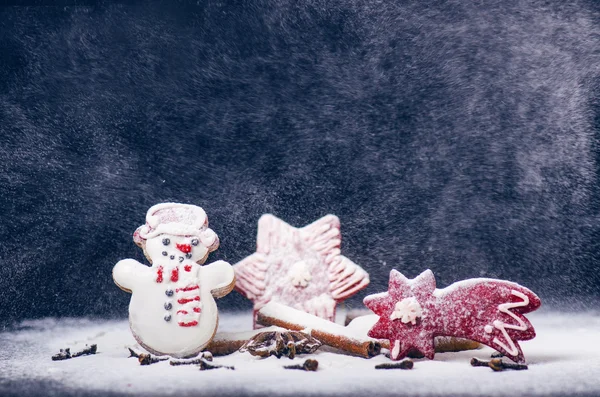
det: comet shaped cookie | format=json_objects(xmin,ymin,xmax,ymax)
[
  {"xmin": 364, "ymin": 269, "xmax": 541, "ymax": 364},
  {"xmin": 113, "ymin": 203, "xmax": 235, "ymax": 358},
  {"xmin": 234, "ymin": 214, "xmax": 370, "ymax": 325}
]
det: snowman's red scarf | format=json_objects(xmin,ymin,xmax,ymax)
[
  {"xmin": 155, "ymin": 265, "xmax": 201, "ymax": 327},
  {"xmin": 156, "ymin": 266, "xmax": 180, "ymax": 283}
]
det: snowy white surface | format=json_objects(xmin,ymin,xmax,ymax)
[{"xmin": 1, "ymin": 310, "xmax": 599, "ymax": 396}]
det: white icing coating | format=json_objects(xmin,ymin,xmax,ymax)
[
  {"xmin": 115, "ymin": 253, "xmax": 234, "ymax": 358},
  {"xmin": 389, "ymin": 297, "xmax": 422, "ymax": 325},
  {"xmin": 391, "ymin": 340, "xmax": 401, "ymax": 360},
  {"xmin": 136, "ymin": 203, "xmax": 217, "ymax": 247},
  {"xmin": 288, "ymin": 260, "xmax": 312, "ymax": 288},
  {"xmin": 491, "ymin": 290, "xmax": 530, "ymax": 356},
  {"xmin": 484, "ymin": 324, "xmax": 494, "ymax": 334},
  {"xmin": 113, "ymin": 204, "xmax": 234, "ymax": 358}
]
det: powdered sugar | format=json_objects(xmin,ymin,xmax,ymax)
[
  {"xmin": 1, "ymin": 311, "xmax": 599, "ymax": 396},
  {"xmin": 259, "ymin": 301, "xmax": 379, "ymax": 343}
]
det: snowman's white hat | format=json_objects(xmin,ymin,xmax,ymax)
[{"xmin": 133, "ymin": 203, "xmax": 219, "ymax": 250}]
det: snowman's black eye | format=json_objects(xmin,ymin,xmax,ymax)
[
  {"xmin": 191, "ymin": 239, "xmax": 199, "ymax": 246},
  {"xmin": 162, "ymin": 251, "xmax": 168, "ymax": 256},
  {"xmin": 162, "ymin": 238, "xmax": 170, "ymax": 246}
]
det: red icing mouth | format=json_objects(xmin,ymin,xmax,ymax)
[{"xmin": 176, "ymin": 243, "xmax": 192, "ymax": 253}]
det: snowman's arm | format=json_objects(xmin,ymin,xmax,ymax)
[
  {"xmin": 203, "ymin": 260, "xmax": 235, "ymax": 299},
  {"xmin": 113, "ymin": 259, "xmax": 148, "ymax": 293}
]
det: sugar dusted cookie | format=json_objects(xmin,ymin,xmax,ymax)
[
  {"xmin": 113, "ymin": 203, "xmax": 235, "ymax": 358},
  {"xmin": 364, "ymin": 269, "xmax": 541, "ymax": 364},
  {"xmin": 234, "ymin": 214, "xmax": 370, "ymax": 325}
]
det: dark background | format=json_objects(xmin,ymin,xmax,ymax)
[{"xmin": 1, "ymin": 0, "xmax": 599, "ymax": 324}]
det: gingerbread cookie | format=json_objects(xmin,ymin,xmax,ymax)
[
  {"xmin": 113, "ymin": 203, "xmax": 235, "ymax": 358},
  {"xmin": 234, "ymin": 214, "xmax": 370, "ymax": 325},
  {"xmin": 364, "ymin": 269, "xmax": 541, "ymax": 363}
]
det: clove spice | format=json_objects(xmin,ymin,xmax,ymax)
[
  {"xmin": 170, "ymin": 352, "xmax": 214, "ymax": 366},
  {"xmin": 127, "ymin": 348, "xmax": 168, "ymax": 366},
  {"xmin": 489, "ymin": 358, "xmax": 528, "ymax": 372},
  {"xmin": 52, "ymin": 345, "xmax": 97, "ymax": 361},
  {"xmin": 72, "ymin": 344, "xmax": 97, "ymax": 358},
  {"xmin": 283, "ymin": 359, "xmax": 319, "ymax": 371},
  {"xmin": 198, "ymin": 359, "xmax": 235, "ymax": 371},
  {"xmin": 470, "ymin": 357, "xmax": 490, "ymax": 367},
  {"xmin": 52, "ymin": 348, "xmax": 71, "ymax": 361},
  {"xmin": 375, "ymin": 359, "xmax": 414, "ymax": 370},
  {"xmin": 471, "ymin": 357, "xmax": 528, "ymax": 371},
  {"xmin": 139, "ymin": 353, "xmax": 168, "ymax": 366}
]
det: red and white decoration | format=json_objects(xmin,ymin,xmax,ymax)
[
  {"xmin": 364, "ymin": 269, "xmax": 541, "ymax": 364},
  {"xmin": 113, "ymin": 203, "xmax": 235, "ymax": 358},
  {"xmin": 234, "ymin": 214, "xmax": 370, "ymax": 326}
]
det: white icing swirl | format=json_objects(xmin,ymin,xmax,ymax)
[
  {"xmin": 390, "ymin": 297, "xmax": 422, "ymax": 325},
  {"xmin": 288, "ymin": 260, "xmax": 312, "ymax": 288},
  {"xmin": 492, "ymin": 290, "xmax": 529, "ymax": 356}
]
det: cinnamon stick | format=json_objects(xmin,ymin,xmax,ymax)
[{"xmin": 256, "ymin": 302, "xmax": 381, "ymax": 359}]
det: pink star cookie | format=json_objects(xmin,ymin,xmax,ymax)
[
  {"xmin": 364, "ymin": 269, "xmax": 541, "ymax": 364},
  {"xmin": 234, "ymin": 214, "xmax": 370, "ymax": 326}
]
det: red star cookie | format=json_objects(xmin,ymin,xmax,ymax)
[
  {"xmin": 234, "ymin": 214, "xmax": 370, "ymax": 326},
  {"xmin": 364, "ymin": 269, "xmax": 541, "ymax": 364}
]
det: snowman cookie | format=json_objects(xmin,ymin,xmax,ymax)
[{"xmin": 113, "ymin": 203, "xmax": 235, "ymax": 358}]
